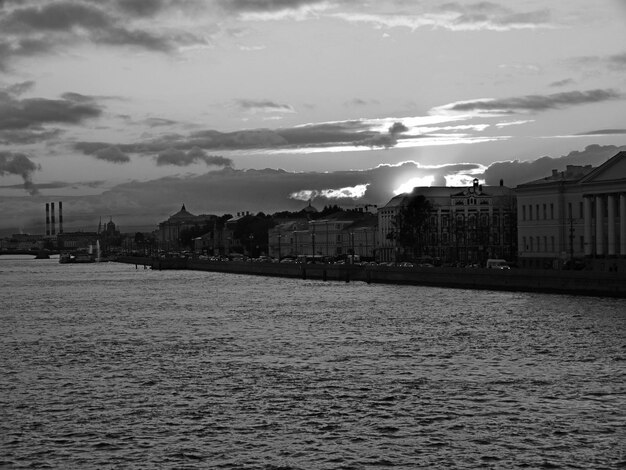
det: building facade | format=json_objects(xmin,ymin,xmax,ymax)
[
  {"xmin": 516, "ymin": 152, "xmax": 626, "ymax": 270},
  {"xmin": 268, "ymin": 211, "xmax": 378, "ymax": 260},
  {"xmin": 378, "ymin": 180, "xmax": 517, "ymax": 264},
  {"xmin": 156, "ymin": 204, "xmax": 217, "ymax": 249}
]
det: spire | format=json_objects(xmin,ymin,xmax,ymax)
[{"xmin": 181, "ymin": 203, "xmax": 186, "ymax": 211}]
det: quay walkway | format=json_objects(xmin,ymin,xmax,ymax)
[{"xmin": 116, "ymin": 256, "xmax": 626, "ymax": 298}]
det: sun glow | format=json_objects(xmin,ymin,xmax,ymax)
[{"xmin": 393, "ymin": 175, "xmax": 435, "ymax": 195}]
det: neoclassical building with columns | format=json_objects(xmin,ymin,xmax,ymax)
[{"xmin": 516, "ymin": 151, "xmax": 626, "ymax": 270}]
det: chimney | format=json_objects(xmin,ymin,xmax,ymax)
[
  {"xmin": 499, "ymin": 179, "xmax": 503, "ymax": 187},
  {"xmin": 45, "ymin": 203, "xmax": 50, "ymax": 236},
  {"xmin": 551, "ymin": 169, "xmax": 558, "ymax": 177},
  {"xmin": 58, "ymin": 201, "xmax": 63, "ymax": 234},
  {"xmin": 50, "ymin": 202, "xmax": 56, "ymax": 235}
]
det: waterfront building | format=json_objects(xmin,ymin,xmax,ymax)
[
  {"xmin": 378, "ymin": 180, "xmax": 517, "ymax": 264},
  {"xmin": 267, "ymin": 219, "xmax": 310, "ymax": 259},
  {"xmin": 156, "ymin": 204, "xmax": 218, "ymax": 249},
  {"xmin": 0, "ymin": 233, "xmax": 44, "ymax": 252},
  {"xmin": 57, "ymin": 231, "xmax": 99, "ymax": 251},
  {"xmin": 516, "ymin": 151, "xmax": 626, "ymax": 270},
  {"xmin": 268, "ymin": 211, "xmax": 378, "ymax": 260},
  {"xmin": 219, "ymin": 212, "xmax": 247, "ymax": 255}
]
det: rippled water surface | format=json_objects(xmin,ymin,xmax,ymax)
[{"xmin": 1, "ymin": 256, "xmax": 625, "ymax": 469}]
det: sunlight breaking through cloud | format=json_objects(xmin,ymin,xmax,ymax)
[
  {"xmin": 393, "ymin": 175, "xmax": 435, "ymax": 195},
  {"xmin": 290, "ymin": 184, "xmax": 369, "ymax": 201}
]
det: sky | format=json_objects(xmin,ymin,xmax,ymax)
[{"xmin": 0, "ymin": 0, "xmax": 625, "ymax": 235}]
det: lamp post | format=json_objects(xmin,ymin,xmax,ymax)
[
  {"xmin": 311, "ymin": 232, "xmax": 316, "ymax": 262},
  {"xmin": 350, "ymin": 231, "xmax": 355, "ymax": 264},
  {"xmin": 364, "ymin": 228, "xmax": 368, "ymax": 259},
  {"xmin": 293, "ymin": 231, "xmax": 298, "ymax": 257},
  {"xmin": 248, "ymin": 234, "xmax": 254, "ymax": 257}
]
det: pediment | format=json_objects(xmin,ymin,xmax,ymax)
[{"xmin": 580, "ymin": 152, "xmax": 626, "ymax": 183}]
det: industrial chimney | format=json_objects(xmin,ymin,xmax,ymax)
[
  {"xmin": 58, "ymin": 201, "xmax": 64, "ymax": 234},
  {"xmin": 50, "ymin": 202, "xmax": 56, "ymax": 235},
  {"xmin": 45, "ymin": 203, "xmax": 50, "ymax": 236}
]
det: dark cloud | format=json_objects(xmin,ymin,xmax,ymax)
[
  {"xmin": 357, "ymin": 133, "xmax": 397, "ymax": 149},
  {"xmin": 0, "ymin": 128, "xmax": 63, "ymax": 144},
  {"xmin": 389, "ymin": 122, "xmax": 408, "ymax": 135},
  {"xmin": 438, "ymin": 2, "xmax": 552, "ymax": 29},
  {"xmin": 608, "ymin": 52, "xmax": 626, "ymax": 70},
  {"xmin": 74, "ymin": 120, "xmax": 403, "ymax": 156},
  {"xmin": 95, "ymin": 161, "xmax": 485, "ymax": 220},
  {"xmin": 440, "ymin": 89, "xmax": 622, "ymax": 114},
  {"xmin": 115, "ymin": 0, "xmax": 166, "ymax": 17},
  {"xmin": 218, "ymin": 0, "xmax": 326, "ymax": 13},
  {"xmin": 344, "ymin": 98, "xmax": 380, "ymax": 107},
  {"xmin": 236, "ymin": 99, "xmax": 295, "ymax": 113},
  {"xmin": 4, "ymin": 144, "xmax": 621, "ymax": 234},
  {"xmin": 480, "ymin": 144, "xmax": 626, "ymax": 187},
  {"xmin": 144, "ymin": 117, "xmax": 179, "ymax": 127},
  {"xmin": 276, "ymin": 122, "xmax": 374, "ymax": 146},
  {"xmin": 156, "ymin": 146, "xmax": 233, "ymax": 167},
  {"xmin": 0, "ymin": 91, "xmax": 103, "ymax": 130},
  {"xmin": 576, "ymin": 129, "xmax": 626, "ymax": 136},
  {"xmin": 0, "ymin": 151, "xmax": 40, "ymax": 195},
  {"xmin": 569, "ymin": 51, "xmax": 626, "ymax": 72},
  {"xmin": 6, "ymin": 81, "xmax": 36, "ymax": 96},
  {"xmin": 0, "ymin": 37, "xmax": 56, "ymax": 71},
  {"xmin": 549, "ymin": 78, "xmax": 575, "ymax": 88},
  {"xmin": 8, "ymin": 2, "xmax": 110, "ymax": 31},
  {"xmin": 0, "ymin": 1, "xmax": 209, "ymax": 68},
  {"xmin": 94, "ymin": 146, "xmax": 130, "ymax": 164}
]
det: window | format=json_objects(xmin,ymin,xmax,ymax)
[
  {"xmin": 522, "ymin": 236, "xmax": 527, "ymax": 251},
  {"xmin": 522, "ymin": 205, "xmax": 526, "ymax": 221},
  {"xmin": 550, "ymin": 203, "xmax": 554, "ymax": 219},
  {"xmin": 336, "ymin": 235, "xmax": 342, "ymax": 242},
  {"xmin": 579, "ymin": 202, "xmax": 584, "ymax": 219},
  {"xmin": 529, "ymin": 237, "xmax": 534, "ymax": 251},
  {"xmin": 543, "ymin": 236, "xmax": 547, "ymax": 253},
  {"xmin": 551, "ymin": 236, "xmax": 555, "ymax": 252},
  {"xmin": 568, "ymin": 202, "xmax": 572, "ymax": 219},
  {"xmin": 543, "ymin": 204, "xmax": 547, "ymax": 220},
  {"xmin": 529, "ymin": 205, "xmax": 533, "ymax": 220}
]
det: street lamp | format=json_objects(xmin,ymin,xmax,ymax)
[
  {"xmin": 248, "ymin": 233, "xmax": 254, "ymax": 257},
  {"xmin": 293, "ymin": 231, "xmax": 298, "ymax": 257},
  {"xmin": 350, "ymin": 231, "xmax": 355, "ymax": 264}
]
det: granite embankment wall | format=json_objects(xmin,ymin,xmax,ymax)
[{"xmin": 116, "ymin": 256, "xmax": 626, "ymax": 298}]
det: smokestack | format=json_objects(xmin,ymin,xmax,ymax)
[
  {"xmin": 58, "ymin": 201, "xmax": 63, "ymax": 234},
  {"xmin": 45, "ymin": 203, "xmax": 50, "ymax": 236},
  {"xmin": 51, "ymin": 202, "xmax": 56, "ymax": 235}
]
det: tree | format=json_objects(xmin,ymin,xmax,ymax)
[{"xmin": 393, "ymin": 192, "xmax": 433, "ymax": 260}]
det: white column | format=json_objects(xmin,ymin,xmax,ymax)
[
  {"xmin": 607, "ymin": 194, "xmax": 616, "ymax": 256},
  {"xmin": 584, "ymin": 196, "xmax": 593, "ymax": 256},
  {"xmin": 619, "ymin": 193, "xmax": 626, "ymax": 257},
  {"xmin": 596, "ymin": 195, "xmax": 605, "ymax": 256}
]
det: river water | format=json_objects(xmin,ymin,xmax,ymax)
[{"xmin": 1, "ymin": 256, "xmax": 625, "ymax": 469}]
